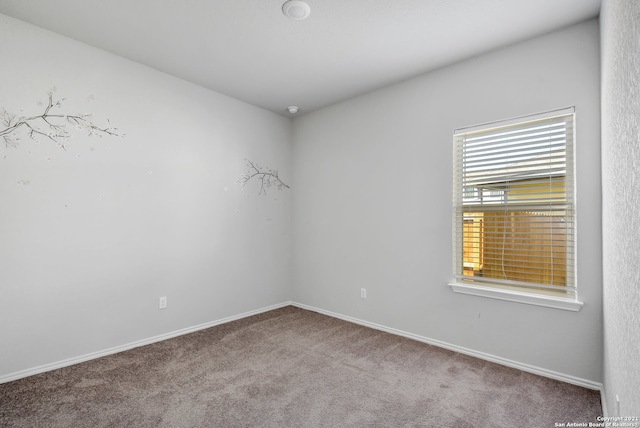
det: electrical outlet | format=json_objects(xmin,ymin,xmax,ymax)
[
  {"xmin": 360, "ymin": 288, "xmax": 367, "ymax": 299},
  {"xmin": 159, "ymin": 296, "xmax": 167, "ymax": 310}
]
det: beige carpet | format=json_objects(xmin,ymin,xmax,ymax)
[{"xmin": 0, "ymin": 306, "xmax": 601, "ymax": 427}]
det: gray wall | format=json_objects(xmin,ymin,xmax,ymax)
[
  {"xmin": 0, "ymin": 14, "xmax": 292, "ymax": 378},
  {"xmin": 601, "ymin": 0, "xmax": 640, "ymax": 417},
  {"xmin": 292, "ymin": 20, "xmax": 603, "ymax": 384},
  {"xmin": 0, "ymin": 12, "xmax": 609, "ymax": 392}
]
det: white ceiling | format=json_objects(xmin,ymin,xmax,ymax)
[{"xmin": 0, "ymin": 0, "xmax": 601, "ymax": 116}]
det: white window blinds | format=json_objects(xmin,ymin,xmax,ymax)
[{"xmin": 452, "ymin": 107, "xmax": 576, "ymax": 296}]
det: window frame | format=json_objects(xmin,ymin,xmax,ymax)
[{"xmin": 448, "ymin": 107, "xmax": 583, "ymax": 311}]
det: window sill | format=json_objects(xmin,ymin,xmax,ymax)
[{"xmin": 448, "ymin": 281, "xmax": 583, "ymax": 311}]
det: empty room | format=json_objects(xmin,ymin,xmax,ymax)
[{"xmin": 1, "ymin": 0, "xmax": 638, "ymax": 426}]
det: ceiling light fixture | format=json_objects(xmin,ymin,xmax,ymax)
[
  {"xmin": 288, "ymin": 106, "xmax": 299, "ymax": 114},
  {"xmin": 282, "ymin": 0, "xmax": 311, "ymax": 20}
]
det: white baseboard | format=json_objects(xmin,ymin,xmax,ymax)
[
  {"xmin": 600, "ymin": 387, "xmax": 609, "ymax": 417},
  {"xmin": 0, "ymin": 301, "xmax": 292, "ymax": 385},
  {"xmin": 1, "ymin": 300, "xmax": 605, "ymax": 401},
  {"xmin": 291, "ymin": 302, "xmax": 604, "ymax": 392}
]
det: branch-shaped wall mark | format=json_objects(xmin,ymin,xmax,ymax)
[
  {"xmin": 238, "ymin": 159, "xmax": 290, "ymax": 195},
  {"xmin": 1, "ymin": 90, "xmax": 120, "ymax": 151}
]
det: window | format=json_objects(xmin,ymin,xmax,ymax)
[{"xmin": 450, "ymin": 107, "xmax": 582, "ymax": 311}]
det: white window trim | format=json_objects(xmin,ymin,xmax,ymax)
[
  {"xmin": 450, "ymin": 107, "xmax": 582, "ymax": 311},
  {"xmin": 448, "ymin": 281, "xmax": 583, "ymax": 311}
]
